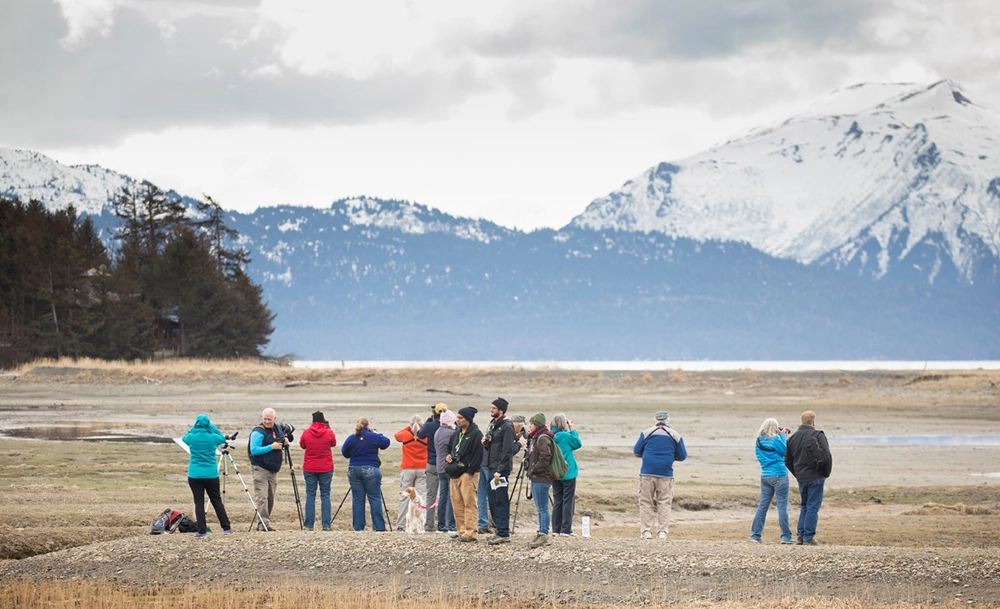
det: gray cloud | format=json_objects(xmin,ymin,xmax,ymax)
[
  {"xmin": 475, "ymin": 0, "xmax": 882, "ymax": 62},
  {"xmin": 0, "ymin": 0, "xmax": 487, "ymax": 147}
]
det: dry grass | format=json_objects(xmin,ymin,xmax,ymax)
[{"xmin": 0, "ymin": 580, "xmax": 975, "ymax": 609}]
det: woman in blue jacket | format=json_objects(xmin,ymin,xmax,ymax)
[
  {"xmin": 550, "ymin": 413, "xmax": 582, "ymax": 536},
  {"xmin": 750, "ymin": 417, "xmax": 793, "ymax": 543},
  {"xmin": 340, "ymin": 417, "xmax": 391, "ymax": 531},
  {"xmin": 182, "ymin": 414, "xmax": 233, "ymax": 538}
]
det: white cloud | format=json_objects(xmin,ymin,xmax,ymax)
[{"xmin": 55, "ymin": 0, "xmax": 118, "ymax": 48}]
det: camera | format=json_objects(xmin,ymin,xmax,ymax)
[
  {"xmin": 221, "ymin": 431, "xmax": 238, "ymax": 450},
  {"xmin": 278, "ymin": 422, "xmax": 295, "ymax": 442}
]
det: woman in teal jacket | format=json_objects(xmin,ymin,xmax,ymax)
[
  {"xmin": 750, "ymin": 417, "xmax": 793, "ymax": 543},
  {"xmin": 182, "ymin": 414, "xmax": 233, "ymax": 538},
  {"xmin": 550, "ymin": 413, "xmax": 582, "ymax": 536}
]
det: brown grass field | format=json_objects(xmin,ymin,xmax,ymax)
[{"xmin": 1, "ymin": 358, "xmax": 999, "ymax": 607}]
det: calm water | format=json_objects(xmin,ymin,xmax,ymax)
[
  {"xmin": 833, "ymin": 434, "xmax": 1000, "ymax": 446},
  {"xmin": 1, "ymin": 425, "xmax": 173, "ymax": 444},
  {"xmin": 295, "ymin": 360, "xmax": 1000, "ymax": 371}
]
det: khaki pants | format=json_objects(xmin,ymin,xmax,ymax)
[
  {"xmin": 638, "ymin": 475, "xmax": 674, "ymax": 536},
  {"xmin": 450, "ymin": 472, "xmax": 480, "ymax": 540},
  {"xmin": 251, "ymin": 465, "xmax": 278, "ymax": 529}
]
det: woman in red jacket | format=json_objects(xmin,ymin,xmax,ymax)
[
  {"xmin": 299, "ymin": 411, "xmax": 337, "ymax": 531},
  {"xmin": 393, "ymin": 414, "xmax": 429, "ymax": 531}
]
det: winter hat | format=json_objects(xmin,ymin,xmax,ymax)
[
  {"xmin": 434, "ymin": 403, "xmax": 448, "ymax": 414},
  {"xmin": 529, "ymin": 413, "xmax": 546, "ymax": 428},
  {"xmin": 491, "ymin": 397, "xmax": 509, "ymax": 412},
  {"xmin": 312, "ymin": 411, "xmax": 326, "ymax": 424},
  {"xmin": 440, "ymin": 410, "xmax": 457, "ymax": 428},
  {"xmin": 655, "ymin": 410, "xmax": 669, "ymax": 421},
  {"xmin": 457, "ymin": 406, "xmax": 477, "ymax": 423}
]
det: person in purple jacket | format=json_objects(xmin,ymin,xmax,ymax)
[
  {"xmin": 633, "ymin": 410, "xmax": 687, "ymax": 540},
  {"xmin": 750, "ymin": 418, "xmax": 794, "ymax": 544}
]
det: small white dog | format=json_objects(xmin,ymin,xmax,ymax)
[{"xmin": 399, "ymin": 487, "xmax": 426, "ymax": 534}]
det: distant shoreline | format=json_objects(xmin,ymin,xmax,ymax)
[{"xmin": 292, "ymin": 359, "xmax": 1000, "ymax": 371}]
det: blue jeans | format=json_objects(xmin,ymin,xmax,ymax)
[
  {"xmin": 797, "ymin": 477, "xmax": 825, "ymax": 541},
  {"xmin": 531, "ymin": 481, "xmax": 551, "ymax": 534},
  {"xmin": 347, "ymin": 465, "xmax": 386, "ymax": 532},
  {"xmin": 437, "ymin": 472, "xmax": 456, "ymax": 531},
  {"xmin": 303, "ymin": 470, "xmax": 333, "ymax": 530},
  {"xmin": 477, "ymin": 465, "xmax": 490, "ymax": 529},
  {"xmin": 750, "ymin": 475, "xmax": 792, "ymax": 541}
]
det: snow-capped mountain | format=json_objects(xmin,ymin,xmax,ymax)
[
  {"xmin": 0, "ymin": 148, "xmax": 134, "ymax": 216},
  {"xmin": 2, "ymin": 80, "xmax": 998, "ymax": 359},
  {"xmin": 570, "ymin": 80, "xmax": 1000, "ymax": 283}
]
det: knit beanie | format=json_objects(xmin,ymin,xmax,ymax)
[
  {"xmin": 312, "ymin": 411, "xmax": 326, "ymax": 424},
  {"xmin": 440, "ymin": 410, "xmax": 457, "ymax": 428},
  {"xmin": 655, "ymin": 410, "xmax": 668, "ymax": 421},
  {"xmin": 434, "ymin": 403, "xmax": 448, "ymax": 414},
  {"xmin": 529, "ymin": 413, "xmax": 546, "ymax": 428},
  {"xmin": 491, "ymin": 397, "xmax": 509, "ymax": 412},
  {"xmin": 458, "ymin": 406, "xmax": 477, "ymax": 423}
]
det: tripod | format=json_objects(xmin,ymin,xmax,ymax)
[
  {"xmin": 282, "ymin": 444, "xmax": 305, "ymax": 530},
  {"xmin": 332, "ymin": 471, "xmax": 393, "ymax": 531},
  {"xmin": 216, "ymin": 434, "xmax": 268, "ymax": 532},
  {"xmin": 509, "ymin": 455, "xmax": 528, "ymax": 531}
]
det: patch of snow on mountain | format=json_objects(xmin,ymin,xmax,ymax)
[
  {"xmin": 0, "ymin": 148, "xmax": 133, "ymax": 215},
  {"xmin": 570, "ymin": 80, "xmax": 1000, "ymax": 279},
  {"xmin": 278, "ymin": 218, "xmax": 305, "ymax": 232}
]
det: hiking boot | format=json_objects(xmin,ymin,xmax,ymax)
[
  {"xmin": 750, "ymin": 537, "xmax": 761, "ymax": 543},
  {"xmin": 223, "ymin": 529, "xmax": 234, "ymax": 535},
  {"xmin": 802, "ymin": 539, "xmax": 820, "ymax": 546},
  {"xmin": 529, "ymin": 533, "xmax": 548, "ymax": 548},
  {"xmin": 322, "ymin": 527, "xmax": 332, "ymax": 532},
  {"xmin": 796, "ymin": 535, "xmax": 803, "ymax": 545},
  {"xmin": 478, "ymin": 527, "xmax": 492, "ymax": 534},
  {"xmin": 193, "ymin": 533, "xmax": 208, "ymax": 539},
  {"xmin": 488, "ymin": 535, "xmax": 511, "ymax": 545},
  {"xmin": 452, "ymin": 535, "xmax": 469, "ymax": 542},
  {"xmin": 641, "ymin": 530, "xmax": 653, "ymax": 540}
]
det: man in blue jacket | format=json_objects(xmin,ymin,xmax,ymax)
[
  {"xmin": 249, "ymin": 407, "xmax": 289, "ymax": 531},
  {"xmin": 633, "ymin": 410, "xmax": 687, "ymax": 540}
]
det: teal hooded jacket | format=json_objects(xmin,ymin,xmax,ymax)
[{"xmin": 183, "ymin": 414, "xmax": 225, "ymax": 479}]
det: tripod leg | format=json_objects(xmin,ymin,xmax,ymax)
[
  {"xmin": 283, "ymin": 446, "xmax": 305, "ymax": 530},
  {"xmin": 332, "ymin": 487, "xmax": 351, "ymax": 523},
  {"xmin": 223, "ymin": 452, "xmax": 268, "ymax": 532},
  {"xmin": 381, "ymin": 490, "xmax": 392, "ymax": 532}
]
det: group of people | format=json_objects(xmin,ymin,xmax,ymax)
[{"xmin": 181, "ymin": 404, "xmax": 832, "ymax": 546}]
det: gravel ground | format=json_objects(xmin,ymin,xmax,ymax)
[{"xmin": 2, "ymin": 531, "xmax": 999, "ymax": 605}]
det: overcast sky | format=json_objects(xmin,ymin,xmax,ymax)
[{"xmin": 2, "ymin": 0, "xmax": 998, "ymax": 230}]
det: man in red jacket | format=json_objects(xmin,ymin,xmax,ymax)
[{"xmin": 299, "ymin": 411, "xmax": 337, "ymax": 531}]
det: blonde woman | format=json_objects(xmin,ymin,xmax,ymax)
[
  {"xmin": 750, "ymin": 417, "xmax": 793, "ymax": 543},
  {"xmin": 341, "ymin": 417, "xmax": 390, "ymax": 531}
]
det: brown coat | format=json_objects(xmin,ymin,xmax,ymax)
[{"xmin": 527, "ymin": 430, "xmax": 555, "ymax": 483}]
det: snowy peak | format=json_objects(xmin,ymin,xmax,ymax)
[
  {"xmin": 569, "ymin": 80, "xmax": 1000, "ymax": 283},
  {"xmin": 328, "ymin": 196, "xmax": 511, "ymax": 243},
  {"xmin": 0, "ymin": 148, "xmax": 134, "ymax": 215}
]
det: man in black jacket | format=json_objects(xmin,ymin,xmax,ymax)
[
  {"xmin": 784, "ymin": 410, "xmax": 833, "ymax": 545},
  {"xmin": 483, "ymin": 398, "xmax": 516, "ymax": 545},
  {"xmin": 417, "ymin": 403, "xmax": 445, "ymax": 531},
  {"xmin": 445, "ymin": 407, "xmax": 484, "ymax": 542}
]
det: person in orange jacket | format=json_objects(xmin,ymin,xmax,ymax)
[{"xmin": 394, "ymin": 414, "xmax": 429, "ymax": 531}]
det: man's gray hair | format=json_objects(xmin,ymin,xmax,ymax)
[{"xmin": 262, "ymin": 407, "xmax": 276, "ymax": 418}]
